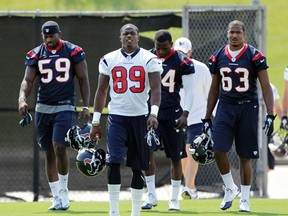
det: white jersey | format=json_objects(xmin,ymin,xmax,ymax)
[
  {"xmin": 99, "ymin": 47, "xmax": 163, "ymax": 116},
  {"xmin": 180, "ymin": 59, "xmax": 212, "ymax": 125}
]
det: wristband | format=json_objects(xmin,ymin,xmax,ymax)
[
  {"xmin": 92, "ymin": 111, "xmax": 101, "ymax": 124},
  {"xmin": 267, "ymin": 109, "xmax": 273, "ymax": 114},
  {"xmin": 18, "ymin": 96, "xmax": 26, "ymax": 102},
  {"xmin": 150, "ymin": 105, "xmax": 159, "ymax": 117}
]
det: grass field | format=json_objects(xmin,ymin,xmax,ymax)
[{"xmin": 0, "ymin": 198, "xmax": 287, "ymax": 215}]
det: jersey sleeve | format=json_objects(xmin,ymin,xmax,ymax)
[
  {"xmin": 146, "ymin": 57, "xmax": 163, "ymax": 74},
  {"xmin": 70, "ymin": 46, "xmax": 86, "ymax": 64},
  {"xmin": 25, "ymin": 48, "xmax": 40, "ymax": 67},
  {"xmin": 251, "ymin": 47, "xmax": 268, "ymax": 72},
  {"xmin": 178, "ymin": 52, "xmax": 195, "ymax": 75},
  {"xmin": 98, "ymin": 56, "xmax": 110, "ymax": 75}
]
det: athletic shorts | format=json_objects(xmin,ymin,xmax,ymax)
[
  {"xmin": 157, "ymin": 105, "xmax": 187, "ymax": 161},
  {"xmin": 185, "ymin": 123, "xmax": 203, "ymax": 144},
  {"xmin": 212, "ymin": 100, "xmax": 259, "ymax": 159},
  {"xmin": 106, "ymin": 114, "xmax": 149, "ymax": 170},
  {"xmin": 35, "ymin": 111, "xmax": 75, "ymax": 151}
]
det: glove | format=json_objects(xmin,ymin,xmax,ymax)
[
  {"xmin": 19, "ymin": 113, "xmax": 33, "ymax": 127},
  {"xmin": 201, "ymin": 118, "xmax": 213, "ymax": 137},
  {"xmin": 263, "ymin": 114, "xmax": 276, "ymax": 136},
  {"xmin": 280, "ymin": 116, "xmax": 288, "ymax": 130},
  {"xmin": 145, "ymin": 128, "xmax": 160, "ymax": 148}
]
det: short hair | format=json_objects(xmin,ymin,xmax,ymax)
[
  {"xmin": 41, "ymin": 20, "xmax": 60, "ymax": 35},
  {"xmin": 120, "ymin": 23, "xmax": 139, "ymax": 34},
  {"xmin": 154, "ymin": 29, "xmax": 172, "ymax": 43},
  {"xmin": 227, "ymin": 20, "xmax": 245, "ymax": 32}
]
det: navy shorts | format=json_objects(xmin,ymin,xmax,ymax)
[
  {"xmin": 35, "ymin": 111, "xmax": 75, "ymax": 151},
  {"xmin": 212, "ymin": 100, "xmax": 259, "ymax": 159},
  {"xmin": 185, "ymin": 123, "xmax": 203, "ymax": 144},
  {"xmin": 106, "ymin": 114, "xmax": 149, "ymax": 170},
  {"xmin": 157, "ymin": 106, "xmax": 187, "ymax": 161}
]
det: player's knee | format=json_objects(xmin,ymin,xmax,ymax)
[{"xmin": 131, "ymin": 169, "xmax": 145, "ymax": 189}]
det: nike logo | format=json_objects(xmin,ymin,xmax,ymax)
[
  {"xmin": 260, "ymin": 59, "xmax": 265, "ymax": 63},
  {"xmin": 175, "ymin": 108, "xmax": 180, "ymax": 112}
]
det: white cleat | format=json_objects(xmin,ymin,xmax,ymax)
[
  {"xmin": 48, "ymin": 196, "xmax": 62, "ymax": 210},
  {"xmin": 168, "ymin": 199, "xmax": 180, "ymax": 211},
  {"xmin": 59, "ymin": 189, "xmax": 70, "ymax": 210},
  {"xmin": 239, "ymin": 199, "xmax": 250, "ymax": 212},
  {"xmin": 220, "ymin": 185, "xmax": 240, "ymax": 210},
  {"xmin": 181, "ymin": 187, "xmax": 198, "ymax": 199},
  {"xmin": 141, "ymin": 193, "xmax": 158, "ymax": 210}
]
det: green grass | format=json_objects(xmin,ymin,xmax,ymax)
[{"xmin": 0, "ymin": 198, "xmax": 287, "ymax": 216}]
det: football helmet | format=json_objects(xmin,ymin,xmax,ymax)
[
  {"xmin": 189, "ymin": 133, "xmax": 214, "ymax": 165},
  {"xmin": 76, "ymin": 147, "xmax": 107, "ymax": 177},
  {"xmin": 268, "ymin": 130, "xmax": 288, "ymax": 158},
  {"xmin": 65, "ymin": 123, "xmax": 93, "ymax": 151}
]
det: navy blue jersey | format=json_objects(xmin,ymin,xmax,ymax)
[
  {"xmin": 25, "ymin": 40, "xmax": 86, "ymax": 105},
  {"xmin": 209, "ymin": 43, "xmax": 268, "ymax": 103},
  {"xmin": 151, "ymin": 48, "xmax": 195, "ymax": 109}
]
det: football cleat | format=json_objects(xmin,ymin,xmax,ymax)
[
  {"xmin": 239, "ymin": 199, "xmax": 250, "ymax": 212},
  {"xmin": 59, "ymin": 189, "xmax": 70, "ymax": 210},
  {"xmin": 168, "ymin": 199, "xmax": 180, "ymax": 211},
  {"xmin": 48, "ymin": 196, "xmax": 62, "ymax": 210},
  {"xmin": 181, "ymin": 187, "xmax": 198, "ymax": 199},
  {"xmin": 141, "ymin": 193, "xmax": 158, "ymax": 210},
  {"xmin": 220, "ymin": 185, "xmax": 240, "ymax": 210}
]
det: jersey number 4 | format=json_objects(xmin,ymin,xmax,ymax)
[{"xmin": 112, "ymin": 66, "xmax": 145, "ymax": 93}]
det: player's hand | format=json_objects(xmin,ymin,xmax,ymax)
[
  {"xmin": 175, "ymin": 114, "xmax": 188, "ymax": 131},
  {"xmin": 18, "ymin": 99, "xmax": 29, "ymax": 116},
  {"xmin": 201, "ymin": 118, "xmax": 213, "ymax": 137},
  {"xmin": 263, "ymin": 114, "xmax": 276, "ymax": 136},
  {"xmin": 79, "ymin": 107, "xmax": 91, "ymax": 122},
  {"xmin": 90, "ymin": 124, "xmax": 102, "ymax": 141},
  {"xmin": 19, "ymin": 113, "xmax": 33, "ymax": 127},
  {"xmin": 147, "ymin": 114, "xmax": 158, "ymax": 129},
  {"xmin": 280, "ymin": 116, "xmax": 288, "ymax": 130}
]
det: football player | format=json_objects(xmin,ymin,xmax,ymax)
[
  {"xmin": 18, "ymin": 21, "xmax": 90, "ymax": 210},
  {"xmin": 90, "ymin": 23, "xmax": 162, "ymax": 216},
  {"xmin": 202, "ymin": 20, "xmax": 275, "ymax": 212},
  {"xmin": 142, "ymin": 30, "xmax": 195, "ymax": 211}
]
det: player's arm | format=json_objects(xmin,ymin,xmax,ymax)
[
  {"xmin": 18, "ymin": 66, "xmax": 37, "ymax": 116},
  {"xmin": 282, "ymin": 80, "xmax": 288, "ymax": 116},
  {"xmin": 176, "ymin": 73, "xmax": 194, "ymax": 129},
  {"xmin": 204, "ymin": 73, "xmax": 220, "ymax": 119},
  {"xmin": 90, "ymin": 73, "xmax": 109, "ymax": 141},
  {"xmin": 75, "ymin": 59, "xmax": 90, "ymax": 121},
  {"xmin": 147, "ymin": 71, "xmax": 162, "ymax": 129},
  {"xmin": 258, "ymin": 69, "xmax": 274, "ymax": 115}
]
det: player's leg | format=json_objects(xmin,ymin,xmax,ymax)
[
  {"xmin": 35, "ymin": 112, "xmax": 62, "ymax": 210},
  {"xmin": 142, "ymin": 150, "xmax": 158, "ymax": 209},
  {"xmin": 236, "ymin": 101, "xmax": 259, "ymax": 212},
  {"xmin": 131, "ymin": 169, "xmax": 145, "ymax": 216},
  {"xmin": 213, "ymin": 102, "xmax": 240, "ymax": 210},
  {"xmin": 181, "ymin": 124, "xmax": 201, "ymax": 199},
  {"xmin": 106, "ymin": 115, "xmax": 128, "ymax": 216},
  {"xmin": 53, "ymin": 111, "xmax": 75, "ymax": 210}
]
